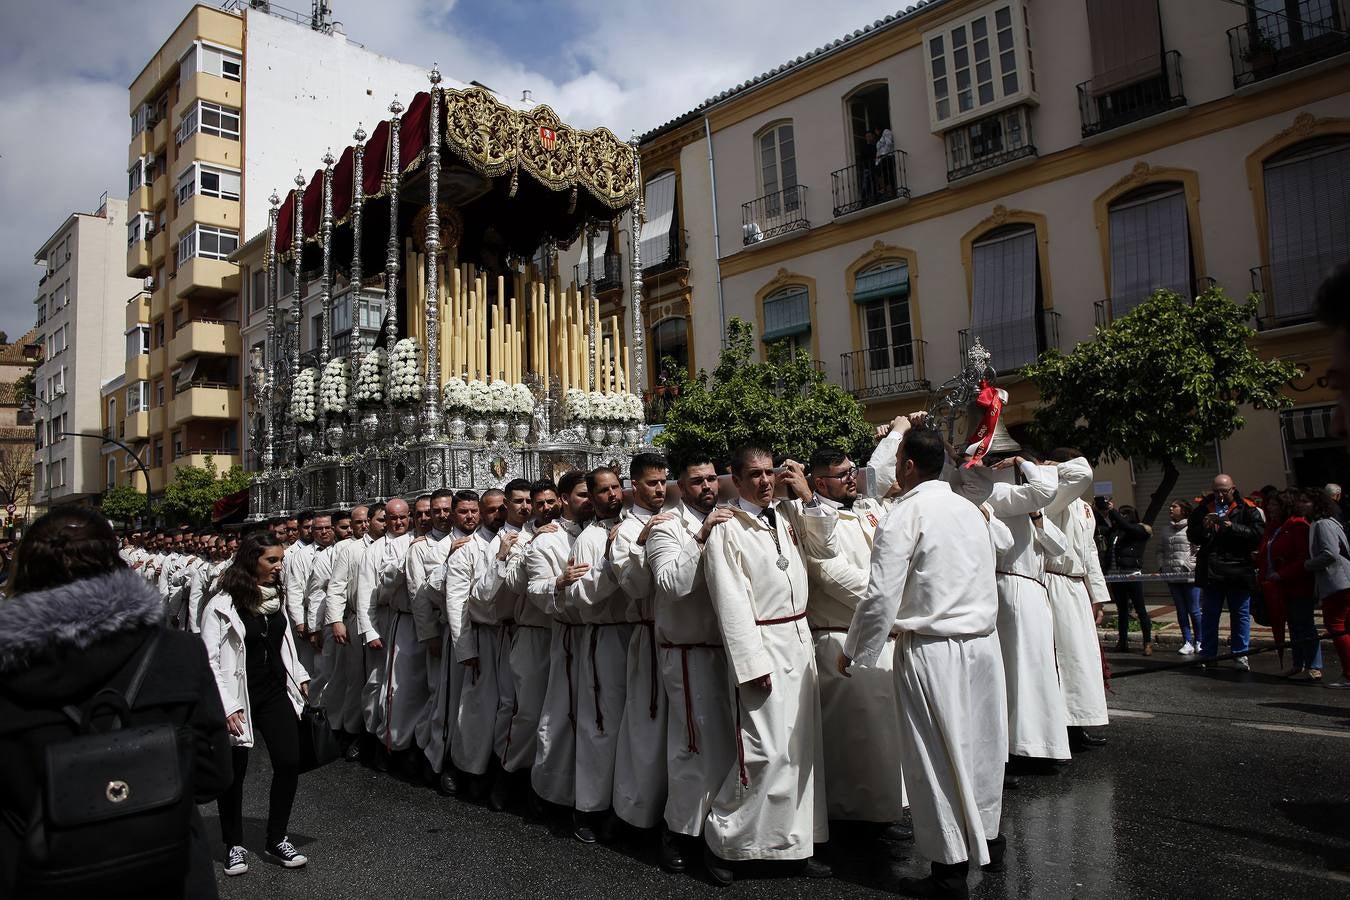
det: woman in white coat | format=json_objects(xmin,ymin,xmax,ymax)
[{"xmin": 201, "ymin": 532, "xmax": 311, "ymax": 878}]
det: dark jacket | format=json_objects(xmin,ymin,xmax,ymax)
[
  {"xmin": 1107, "ymin": 509, "xmax": 1151, "ymax": 573},
  {"xmin": 1187, "ymin": 492, "xmax": 1264, "ymax": 589},
  {"xmin": 0, "ymin": 568, "xmax": 233, "ymax": 899}
]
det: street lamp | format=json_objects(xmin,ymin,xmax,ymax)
[{"xmin": 60, "ymin": 431, "xmax": 155, "ymax": 521}]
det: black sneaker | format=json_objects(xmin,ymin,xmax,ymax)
[
  {"xmin": 267, "ymin": 837, "xmax": 308, "ymax": 868},
  {"xmin": 224, "ymin": 845, "xmax": 249, "ymax": 876}
]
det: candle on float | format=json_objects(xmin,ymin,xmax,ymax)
[{"xmin": 623, "ymin": 343, "xmax": 632, "ymax": 393}]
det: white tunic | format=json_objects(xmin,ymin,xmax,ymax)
[
  {"xmin": 805, "ymin": 494, "xmax": 906, "ymax": 823},
  {"xmin": 1042, "ymin": 458, "xmax": 1110, "ymax": 728},
  {"xmin": 449, "ymin": 526, "xmax": 506, "ymax": 775},
  {"xmin": 358, "ymin": 532, "xmax": 423, "ymax": 751},
  {"xmin": 301, "ymin": 544, "xmax": 335, "ymax": 707},
  {"xmin": 703, "ymin": 498, "xmax": 834, "ymax": 861},
  {"xmin": 320, "ymin": 535, "xmax": 370, "ymax": 734},
  {"xmin": 526, "ymin": 518, "xmax": 586, "ymax": 806},
  {"xmin": 953, "ymin": 461, "xmax": 1071, "ymax": 760},
  {"xmin": 407, "ymin": 531, "xmax": 458, "ymax": 770},
  {"xmin": 646, "ymin": 502, "xmax": 734, "ymax": 838},
  {"xmin": 609, "ymin": 505, "xmax": 669, "ymax": 829},
  {"xmin": 844, "ymin": 479, "xmax": 1008, "ymax": 867}
]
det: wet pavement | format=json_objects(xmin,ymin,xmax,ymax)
[{"xmin": 213, "ymin": 646, "xmax": 1349, "ymax": 899}]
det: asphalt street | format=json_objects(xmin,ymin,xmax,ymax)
[{"xmin": 212, "ymin": 646, "xmax": 1349, "ymax": 899}]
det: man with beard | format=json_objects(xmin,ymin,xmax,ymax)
[
  {"xmin": 806, "ymin": 447, "xmax": 908, "ymax": 845},
  {"xmin": 323, "ymin": 505, "xmax": 373, "ymax": 756},
  {"xmin": 479, "ymin": 480, "xmax": 560, "ymax": 808},
  {"xmin": 610, "ymin": 454, "xmax": 673, "ymax": 839},
  {"xmin": 644, "ymin": 456, "xmax": 735, "ymax": 872},
  {"xmin": 526, "ymin": 472, "xmax": 592, "ymax": 830},
  {"xmin": 301, "ymin": 512, "xmax": 339, "ymax": 707},
  {"xmin": 701, "ymin": 447, "xmax": 836, "ymax": 883},
  {"xmin": 413, "ymin": 494, "xmax": 434, "ymax": 537},
  {"xmin": 358, "ymin": 498, "xmax": 420, "ymax": 770}
]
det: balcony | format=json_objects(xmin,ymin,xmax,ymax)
[
  {"xmin": 127, "ymin": 238, "xmax": 151, "ymax": 278},
  {"xmin": 150, "ymin": 229, "xmax": 169, "ymax": 267},
  {"xmin": 1228, "ymin": 1, "xmax": 1350, "ymax": 89},
  {"xmin": 176, "ymin": 256, "xmax": 238, "ymax": 300},
  {"xmin": 126, "ymin": 292, "xmax": 150, "ymax": 331},
  {"xmin": 959, "ymin": 310, "xmax": 1062, "ymax": 375},
  {"xmin": 742, "ymin": 186, "xmax": 809, "ymax": 246},
  {"xmin": 840, "ymin": 341, "xmax": 930, "ymax": 401},
  {"xmin": 124, "ymin": 407, "xmax": 165, "ymax": 442},
  {"xmin": 1251, "ymin": 264, "xmax": 1325, "ymax": 330},
  {"xmin": 149, "ymin": 347, "xmax": 166, "ymax": 378},
  {"xmin": 831, "ymin": 151, "xmax": 911, "ymax": 218},
  {"xmin": 150, "ymin": 283, "xmax": 168, "ymax": 320},
  {"xmin": 172, "ymin": 383, "xmax": 241, "ymax": 425},
  {"xmin": 129, "ymin": 184, "xmax": 152, "ymax": 216},
  {"xmin": 176, "ymin": 131, "xmax": 240, "ymax": 170},
  {"xmin": 177, "ymin": 71, "xmax": 239, "ymax": 115},
  {"xmin": 945, "ymin": 107, "xmax": 1037, "ymax": 183},
  {"xmin": 172, "ymin": 449, "xmax": 242, "ymax": 472},
  {"xmin": 176, "ymin": 193, "xmax": 239, "ymax": 233},
  {"xmin": 1077, "ymin": 51, "xmax": 1186, "ymax": 139},
  {"xmin": 170, "ymin": 318, "xmax": 241, "ymax": 362},
  {"xmin": 146, "ymin": 467, "xmax": 165, "ymax": 493},
  {"xmin": 151, "ymin": 117, "xmax": 168, "ymax": 154},
  {"xmin": 150, "ymin": 171, "xmax": 169, "ymax": 209},
  {"xmin": 1093, "ymin": 277, "xmax": 1215, "ymax": 327},
  {"xmin": 128, "ymin": 129, "xmax": 152, "ymax": 167},
  {"xmin": 125, "ymin": 354, "xmax": 150, "ymax": 382}
]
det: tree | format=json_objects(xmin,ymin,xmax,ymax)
[
  {"xmin": 100, "ymin": 484, "xmax": 149, "ymax": 525},
  {"xmin": 0, "ymin": 444, "xmax": 32, "ymax": 507},
  {"xmin": 1023, "ymin": 287, "xmax": 1297, "ymax": 524},
  {"xmin": 654, "ymin": 317, "xmax": 873, "ymax": 466},
  {"xmin": 159, "ymin": 457, "xmax": 253, "ymax": 527}
]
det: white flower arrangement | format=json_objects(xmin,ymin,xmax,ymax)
[
  {"xmin": 589, "ymin": 390, "xmax": 618, "ymax": 423},
  {"xmin": 563, "ymin": 387, "xmax": 590, "ymax": 423},
  {"xmin": 355, "ymin": 348, "xmax": 387, "ymax": 406},
  {"xmin": 467, "ymin": 379, "xmax": 491, "ymax": 414},
  {"xmin": 290, "ymin": 367, "xmax": 318, "ymax": 424},
  {"xmin": 389, "ymin": 338, "xmax": 422, "ymax": 404},
  {"xmin": 487, "ymin": 379, "xmax": 514, "ymax": 416},
  {"xmin": 618, "ymin": 392, "xmax": 644, "ymax": 424},
  {"xmin": 512, "ymin": 382, "xmax": 536, "ymax": 416},
  {"xmin": 320, "ymin": 357, "xmax": 350, "ymax": 415},
  {"xmin": 442, "ymin": 377, "xmax": 470, "ymax": 412}
]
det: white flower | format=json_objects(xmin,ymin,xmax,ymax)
[
  {"xmin": 355, "ymin": 348, "xmax": 387, "ymax": 405},
  {"xmin": 488, "ymin": 379, "xmax": 513, "ymax": 416},
  {"xmin": 389, "ymin": 338, "xmax": 422, "ymax": 404},
  {"xmin": 512, "ymin": 383, "xmax": 536, "ymax": 416},
  {"xmin": 290, "ymin": 367, "xmax": 319, "ymax": 424},
  {"xmin": 564, "ymin": 387, "xmax": 590, "ymax": 423},
  {"xmin": 320, "ymin": 358, "xmax": 350, "ymax": 414},
  {"xmin": 442, "ymin": 377, "xmax": 469, "ymax": 412},
  {"xmin": 620, "ymin": 392, "xmax": 644, "ymax": 423}
]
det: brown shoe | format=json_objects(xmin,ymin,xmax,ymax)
[{"xmin": 1143, "ymin": 644, "xmax": 1153, "ymax": 656}]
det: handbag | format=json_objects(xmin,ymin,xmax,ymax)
[{"xmin": 296, "ymin": 704, "xmax": 340, "ymax": 773}]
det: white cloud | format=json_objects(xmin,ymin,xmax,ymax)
[{"xmin": 0, "ymin": 0, "xmax": 907, "ymax": 338}]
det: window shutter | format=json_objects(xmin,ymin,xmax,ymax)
[
  {"xmin": 1108, "ymin": 186, "xmax": 1191, "ymax": 313},
  {"xmin": 853, "ymin": 262, "xmax": 910, "ymax": 304},
  {"xmin": 762, "ymin": 288, "xmax": 811, "ymax": 341},
  {"xmin": 1086, "ymin": 0, "xmax": 1163, "ymax": 95},
  {"xmin": 971, "ymin": 226, "xmax": 1038, "ymax": 369},
  {"xmin": 640, "ymin": 172, "xmax": 677, "ymax": 269},
  {"xmin": 1265, "ymin": 141, "xmax": 1350, "ymax": 322}
]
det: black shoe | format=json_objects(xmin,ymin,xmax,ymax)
[
  {"xmin": 465, "ymin": 774, "xmax": 489, "ymax": 803},
  {"xmin": 703, "ymin": 845, "xmax": 734, "ymax": 887},
  {"xmin": 659, "ymin": 828, "xmax": 687, "ymax": 873},
  {"xmin": 1068, "ymin": 726, "xmax": 1107, "ymax": 751},
  {"xmin": 438, "ymin": 770, "xmax": 460, "ymax": 797},
  {"xmin": 898, "ymin": 860, "xmax": 969, "ymax": 899},
  {"xmin": 1003, "ymin": 774, "xmax": 1020, "ymax": 791},
  {"xmin": 801, "ymin": 856, "xmax": 833, "ymax": 878},
  {"xmin": 572, "ymin": 812, "xmax": 598, "ymax": 844},
  {"xmin": 344, "ymin": 739, "xmax": 362, "ymax": 763},
  {"xmin": 372, "ymin": 745, "xmax": 391, "ymax": 773},
  {"xmin": 883, "ymin": 821, "xmax": 915, "ymax": 843},
  {"xmin": 982, "ymin": 834, "xmax": 1006, "ymax": 872},
  {"xmin": 487, "ymin": 773, "xmax": 511, "ymax": 812}
]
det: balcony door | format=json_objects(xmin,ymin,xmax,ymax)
[
  {"xmin": 856, "ymin": 262, "xmax": 915, "ymax": 378},
  {"xmin": 758, "ymin": 122, "xmax": 799, "ymax": 215},
  {"xmin": 1263, "ymin": 136, "xmax": 1350, "ymax": 324},
  {"xmin": 970, "ymin": 225, "xmax": 1044, "ymax": 371},
  {"xmin": 1108, "ymin": 182, "xmax": 1193, "ymax": 315},
  {"xmin": 1248, "ymin": 0, "xmax": 1342, "ymax": 49}
]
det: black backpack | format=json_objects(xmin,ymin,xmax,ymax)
[{"xmin": 6, "ymin": 629, "xmax": 192, "ymax": 898}]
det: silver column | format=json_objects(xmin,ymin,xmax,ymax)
[
  {"xmin": 290, "ymin": 172, "xmax": 305, "ymax": 462},
  {"xmin": 422, "ymin": 67, "xmax": 443, "ymax": 435},
  {"xmin": 627, "ymin": 135, "xmax": 646, "ymax": 396},
  {"xmin": 263, "ymin": 191, "xmax": 279, "ymax": 471},
  {"xmin": 350, "ymin": 124, "xmax": 366, "ymax": 371}
]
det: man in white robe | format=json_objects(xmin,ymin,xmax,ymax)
[
  {"xmin": 610, "ymin": 454, "xmax": 672, "ymax": 837},
  {"xmin": 950, "ymin": 450, "xmax": 1071, "ymax": 766},
  {"xmin": 408, "ymin": 489, "xmax": 468, "ymax": 785},
  {"xmin": 1041, "ymin": 452, "xmax": 1110, "ymax": 750},
  {"xmin": 300, "ymin": 513, "xmax": 337, "ymax": 708},
  {"xmin": 526, "ymin": 472, "xmax": 591, "ymax": 822},
  {"xmin": 842, "ymin": 423, "xmax": 1010, "ymax": 900},
  {"xmin": 321, "ymin": 505, "xmax": 373, "ymax": 754},
  {"xmin": 282, "ymin": 510, "xmax": 318, "ymax": 672},
  {"xmin": 358, "ymin": 498, "xmax": 421, "ymax": 768},
  {"xmin": 702, "ymin": 447, "xmax": 836, "ymax": 883},
  {"xmin": 805, "ymin": 447, "xmax": 907, "ymax": 836},
  {"xmin": 645, "ymin": 456, "xmax": 735, "ymax": 873}
]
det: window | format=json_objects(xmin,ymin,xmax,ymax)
[
  {"xmin": 1262, "ymin": 137, "xmax": 1350, "ymax": 325},
  {"xmin": 108, "ymin": 456, "xmax": 118, "ymax": 489},
  {"xmin": 761, "ymin": 285, "xmax": 811, "ymax": 351},
  {"xmin": 177, "ymin": 225, "xmax": 239, "ymax": 263},
  {"xmin": 854, "ymin": 262, "xmax": 916, "ymax": 374},
  {"xmin": 129, "ymin": 157, "xmax": 148, "ymax": 193},
  {"xmin": 50, "ymin": 281, "xmax": 69, "ymax": 309},
  {"xmin": 177, "ymin": 163, "xmax": 241, "ymax": 205},
  {"xmin": 945, "ymin": 106, "xmax": 1034, "ymax": 180},
  {"xmin": 640, "ymin": 172, "xmax": 679, "ymax": 271},
  {"xmin": 757, "ymin": 123, "xmax": 798, "ymax": 200},
  {"xmin": 649, "ymin": 317, "xmax": 690, "ymax": 381},
  {"xmin": 131, "ymin": 103, "xmax": 153, "ymax": 137},
  {"xmin": 250, "ymin": 268, "xmax": 267, "ymax": 313},
  {"xmin": 925, "ymin": 3, "xmax": 1033, "ymax": 130},
  {"xmin": 153, "ymin": 321, "xmax": 165, "ymax": 349},
  {"xmin": 311, "ymin": 314, "xmax": 324, "ymax": 353},
  {"xmin": 127, "ymin": 325, "xmax": 150, "ymax": 360},
  {"xmin": 156, "ymin": 380, "xmax": 166, "ymax": 408},
  {"xmin": 172, "ymin": 431, "xmax": 184, "ymax": 460},
  {"xmin": 153, "ymin": 439, "xmax": 165, "ymax": 469},
  {"xmin": 180, "ymin": 42, "xmax": 242, "ymax": 83},
  {"xmin": 127, "ymin": 212, "xmax": 151, "ymax": 247},
  {"xmin": 1108, "ymin": 183, "xmax": 1193, "ymax": 314},
  {"xmin": 48, "ymin": 325, "xmax": 67, "ymax": 357},
  {"xmin": 177, "ymin": 101, "xmax": 240, "ymax": 144},
  {"xmin": 127, "ymin": 380, "xmax": 150, "ymax": 413},
  {"xmin": 970, "ymin": 225, "xmax": 1044, "ymax": 370}
]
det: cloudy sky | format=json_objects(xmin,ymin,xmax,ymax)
[{"xmin": 0, "ymin": 0, "xmax": 909, "ymax": 342}]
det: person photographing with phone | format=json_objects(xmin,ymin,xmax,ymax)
[{"xmin": 1187, "ymin": 475, "xmax": 1263, "ymax": 671}]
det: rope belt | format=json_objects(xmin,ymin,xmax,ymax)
[
  {"xmin": 637, "ymin": 620, "xmax": 659, "ymax": 720},
  {"xmin": 560, "ymin": 623, "xmax": 578, "ymax": 730},
  {"xmin": 755, "ymin": 610, "xmax": 807, "ymax": 626},
  {"xmin": 810, "ymin": 625, "xmax": 901, "ymax": 640},
  {"xmin": 659, "ymin": 641, "xmax": 722, "ymax": 753},
  {"xmin": 1046, "ymin": 571, "xmax": 1085, "ymax": 581},
  {"xmin": 383, "ymin": 609, "xmax": 405, "ymax": 752},
  {"xmin": 997, "ymin": 570, "xmax": 1046, "ymax": 588}
]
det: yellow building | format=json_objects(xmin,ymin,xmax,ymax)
[{"xmin": 627, "ymin": 0, "xmax": 1350, "ymax": 518}]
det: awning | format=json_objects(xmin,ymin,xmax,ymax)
[
  {"xmin": 853, "ymin": 262, "xmax": 909, "ymax": 304},
  {"xmin": 762, "ymin": 287, "xmax": 810, "ymax": 342},
  {"xmin": 762, "ymin": 322, "xmax": 811, "ymax": 342},
  {"xmin": 1281, "ymin": 406, "xmax": 1336, "ymax": 443},
  {"xmin": 640, "ymin": 171, "xmax": 677, "ymax": 268}
]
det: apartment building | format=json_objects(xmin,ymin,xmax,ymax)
[
  {"xmin": 619, "ymin": 0, "xmax": 1350, "ymax": 512},
  {"xmin": 0, "ymin": 330, "xmax": 42, "ymax": 527},
  {"xmin": 120, "ymin": 1, "xmax": 444, "ymax": 495},
  {"xmin": 31, "ymin": 198, "xmax": 143, "ymax": 506}
]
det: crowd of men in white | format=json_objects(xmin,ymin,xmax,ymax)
[{"xmin": 117, "ymin": 412, "xmax": 1111, "ymax": 899}]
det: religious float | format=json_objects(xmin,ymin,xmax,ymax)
[{"xmin": 248, "ymin": 67, "xmax": 649, "ymax": 518}]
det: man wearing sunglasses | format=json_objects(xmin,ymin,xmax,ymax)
[
  {"xmin": 1186, "ymin": 475, "xmax": 1263, "ymax": 671},
  {"xmin": 805, "ymin": 448, "xmax": 908, "ymax": 847}
]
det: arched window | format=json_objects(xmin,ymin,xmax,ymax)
[
  {"xmin": 757, "ymin": 122, "xmax": 798, "ymax": 199},
  {"xmin": 761, "ymin": 285, "xmax": 811, "ymax": 355},
  {"xmin": 1262, "ymin": 136, "xmax": 1350, "ymax": 326},
  {"xmin": 854, "ymin": 261, "xmax": 914, "ymax": 376},
  {"xmin": 1107, "ymin": 181, "xmax": 1193, "ymax": 314},
  {"xmin": 970, "ymin": 224, "xmax": 1044, "ymax": 370},
  {"xmin": 649, "ymin": 317, "xmax": 689, "ymax": 384}
]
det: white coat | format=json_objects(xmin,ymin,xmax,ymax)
[{"xmin": 201, "ymin": 591, "xmax": 309, "ymax": 748}]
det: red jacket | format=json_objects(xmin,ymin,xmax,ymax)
[{"xmin": 1258, "ymin": 516, "xmax": 1314, "ymax": 601}]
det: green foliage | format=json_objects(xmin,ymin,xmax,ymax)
[
  {"xmin": 159, "ymin": 457, "xmax": 253, "ymax": 527},
  {"xmin": 100, "ymin": 484, "xmax": 148, "ymax": 524},
  {"xmin": 654, "ymin": 318, "xmax": 873, "ymax": 466},
  {"xmin": 1023, "ymin": 287, "xmax": 1297, "ymax": 521}
]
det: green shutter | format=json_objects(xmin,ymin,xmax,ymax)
[{"xmin": 853, "ymin": 262, "xmax": 909, "ymax": 304}]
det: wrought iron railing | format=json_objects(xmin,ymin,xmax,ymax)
[
  {"xmin": 959, "ymin": 310, "xmax": 1061, "ymax": 373},
  {"xmin": 742, "ymin": 186, "xmax": 809, "ymax": 245},
  {"xmin": 1094, "ymin": 277, "xmax": 1216, "ymax": 327},
  {"xmin": 1250, "ymin": 264, "xmax": 1324, "ymax": 330},
  {"xmin": 840, "ymin": 341, "xmax": 929, "ymax": 401},
  {"xmin": 1228, "ymin": 0, "xmax": 1350, "ymax": 88},
  {"xmin": 830, "ymin": 151, "xmax": 910, "ymax": 217},
  {"xmin": 1077, "ymin": 51, "xmax": 1185, "ymax": 138},
  {"xmin": 173, "ymin": 446, "xmax": 240, "ymax": 461}
]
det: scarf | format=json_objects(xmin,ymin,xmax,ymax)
[{"xmin": 257, "ymin": 584, "xmax": 282, "ymax": 615}]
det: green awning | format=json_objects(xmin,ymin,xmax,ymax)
[
  {"xmin": 853, "ymin": 263, "xmax": 909, "ymax": 304},
  {"xmin": 762, "ymin": 322, "xmax": 811, "ymax": 342}
]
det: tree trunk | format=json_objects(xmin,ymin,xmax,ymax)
[{"xmin": 1143, "ymin": 458, "xmax": 1180, "ymax": 527}]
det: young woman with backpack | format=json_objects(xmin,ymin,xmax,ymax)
[
  {"xmin": 200, "ymin": 531, "xmax": 312, "ymax": 877},
  {"xmin": 0, "ymin": 508, "xmax": 232, "ymax": 899}
]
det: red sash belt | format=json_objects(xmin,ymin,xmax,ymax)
[
  {"xmin": 383, "ymin": 610, "xmax": 405, "ymax": 753},
  {"xmin": 755, "ymin": 610, "xmax": 807, "ymax": 626},
  {"xmin": 997, "ymin": 570, "xmax": 1046, "ymax": 588},
  {"xmin": 659, "ymin": 640, "xmax": 722, "ymax": 753},
  {"xmin": 560, "ymin": 623, "xmax": 578, "ymax": 730},
  {"xmin": 636, "ymin": 621, "xmax": 659, "ymax": 720}
]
